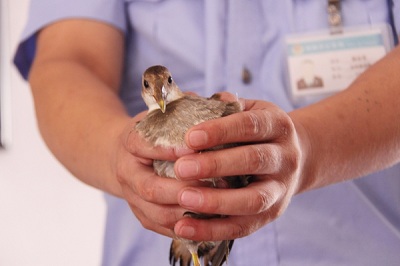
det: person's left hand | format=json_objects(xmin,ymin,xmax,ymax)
[{"xmin": 172, "ymin": 93, "xmax": 308, "ymax": 241}]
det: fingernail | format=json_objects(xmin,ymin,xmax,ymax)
[
  {"xmin": 188, "ymin": 130, "xmax": 208, "ymax": 147},
  {"xmin": 180, "ymin": 189, "xmax": 203, "ymax": 208},
  {"xmin": 176, "ymin": 159, "xmax": 200, "ymax": 179},
  {"xmin": 177, "ymin": 225, "xmax": 195, "ymax": 238}
]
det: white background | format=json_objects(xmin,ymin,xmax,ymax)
[{"xmin": 0, "ymin": 0, "xmax": 106, "ymax": 265}]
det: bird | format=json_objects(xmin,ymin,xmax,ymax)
[{"xmin": 135, "ymin": 65, "xmax": 249, "ymax": 266}]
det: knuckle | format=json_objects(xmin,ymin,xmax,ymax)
[
  {"xmin": 242, "ymin": 111, "xmax": 263, "ymax": 137},
  {"xmin": 207, "ymin": 193, "xmax": 224, "ymax": 214},
  {"xmin": 245, "ymin": 146, "xmax": 269, "ymax": 173},
  {"xmin": 201, "ymin": 120, "xmax": 229, "ymax": 146},
  {"xmin": 115, "ymin": 159, "xmax": 129, "ymax": 185},
  {"xmin": 116, "ymin": 161, "xmax": 153, "ymax": 201},
  {"xmin": 123, "ymin": 127, "xmax": 134, "ymax": 147},
  {"xmin": 157, "ymin": 209, "xmax": 176, "ymax": 228},
  {"xmin": 250, "ymin": 188, "xmax": 275, "ymax": 214},
  {"xmin": 201, "ymin": 153, "xmax": 222, "ymax": 178},
  {"xmin": 129, "ymin": 205, "xmax": 151, "ymax": 230},
  {"xmin": 124, "ymin": 128, "xmax": 142, "ymax": 155},
  {"xmin": 213, "ymin": 123, "xmax": 230, "ymax": 144},
  {"xmin": 245, "ymin": 110, "xmax": 280, "ymax": 140},
  {"xmin": 231, "ymin": 222, "xmax": 254, "ymax": 239},
  {"xmin": 127, "ymin": 140, "xmax": 139, "ymax": 155},
  {"xmin": 120, "ymin": 184, "xmax": 136, "ymax": 205},
  {"xmin": 273, "ymin": 204, "xmax": 286, "ymax": 219},
  {"xmin": 194, "ymin": 188, "xmax": 222, "ymax": 214},
  {"xmin": 259, "ymin": 206, "xmax": 281, "ymax": 224},
  {"xmin": 210, "ymin": 156, "xmax": 221, "ymax": 177},
  {"xmin": 286, "ymin": 151, "xmax": 300, "ymax": 171},
  {"xmin": 140, "ymin": 218, "xmax": 154, "ymax": 231},
  {"xmin": 281, "ymin": 146, "xmax": 301, "ymax": 175},
  {"xmin": 134, "ymin": 177, "xmax": 158, "ymax": 202},
  {"xmin": 276, "ymin": 114, "xmax": 295, "ymax": 139},
  {"xmin": 137, "ymin": 177, "xmax": 156, "ymax": 202},
  {"xmin": 115, "ymin": 168, "xmax": 126, "ymax": 185}
]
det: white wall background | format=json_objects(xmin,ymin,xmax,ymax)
[{"xmin": 0, "ymin": 0, "xmax": 106, "ymax": 265}]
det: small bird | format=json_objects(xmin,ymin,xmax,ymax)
[{"xmin": 135, "ymin": 65, "xmax": 249, "ymax": 266}]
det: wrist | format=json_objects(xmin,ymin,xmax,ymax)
[
  {"xmin": 104, "ymin": 116, "xmax": 134, "ymax": 198},
  {"xmin": 288, "ymin": 111, "xmax": 317, "ymax": 195}
]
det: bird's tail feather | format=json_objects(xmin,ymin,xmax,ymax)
[
  {"xmin": 204, "ymin": 240, "xmax": 234, "ymax": 266},
  {"xmin": 170, "ymin": 238, "xmax": 234, "ymax": 266}
]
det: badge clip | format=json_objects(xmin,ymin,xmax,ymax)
[{"xmin": 328, "ymin": 0, "xmax": 342, "ymax": 34}]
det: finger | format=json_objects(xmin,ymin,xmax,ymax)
[
  {"xmin": 174, "ymin": 207, "xmax": 279, "ymax": 241},
  {"xmin": 241, "ymin": 98, "xmax": 268, "ymax": 111},
  {"xmin": 177, "ymin": 179, "xmax": 285, "ymax": 216},
  {"xmin": 126, "ymin": 128, "xmax": 194, "ymax": 159},
  {"xmin": 116, "ymin": 149, "xmax": 184, "ymax": 204},
  {"xmin": 175, "ymin": 144, "xmax": 282, "ymax": 180},
  {"xmin": 119, "ymin": 149, "xmax": 208, "ymax": 205},
  {"xmin": 212, "ymin": 91, "xmax": 237, "ymax": 101},
  {"xmin": 125, "ymin": 165, "xmax": 186, "ymax": 205},
  {"xmin": 185, "ymin": 108, "xmax": 293, "ymax": 150},
  {"xmin": 211, "ymin": 92, "xmax": 246, "ymax": 111},
  {"xmin": 123, "ymin": 186, "xmax": 183, "ymax": 238}
]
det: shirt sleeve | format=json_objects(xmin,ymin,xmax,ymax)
[
  {"xmin": 13, "ymin": 0, "xmax": 127, "ymax": 80},
  {"xmin": 391, "ymin": 0, "xmax": 400, "ymax": 42}
]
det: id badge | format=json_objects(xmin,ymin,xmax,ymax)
[{"xmin": 285, "ymin": 24, "xmax": 394, "ymax": 102}]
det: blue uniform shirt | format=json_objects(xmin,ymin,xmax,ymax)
[{"xmin": 15, "ymin": 1, "xmax": 400, "ymax": 265}]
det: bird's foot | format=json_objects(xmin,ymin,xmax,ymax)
[{"xmin": 191, "ymin": 251, "xmax": 201, "ymax": 266}]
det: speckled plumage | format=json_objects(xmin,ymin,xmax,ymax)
[
  {"xmin": 135, "ymin": 65, "xmax": 249, "ymax": 266},
  {"xmin": 135, "ymin": 94, "xmax": 241, "ymax": 148}
]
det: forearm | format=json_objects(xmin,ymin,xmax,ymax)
[
  {"xmin": 29, "ymin": 58, "xmax": 129, "ymax": 197},
  {"xmin": 291, "ymin": 45, "xmax": 400, "ymax": 193}
]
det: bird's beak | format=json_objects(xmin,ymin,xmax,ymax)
[
  {"xmin": 158, "ymin": 98, "xmax": 166, "ymax": 113},
  {"xmin": 155, "ymin": 85, "xmax": 167, "ymax": 113}
]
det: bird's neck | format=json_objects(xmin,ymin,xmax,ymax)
[
  {"xmin": 167, "ymin": 88, "xmax": 185, "ymax": 103},
  {"xmin": 147, "ymin": 102, "xmax": 162, "ymax": 113}
]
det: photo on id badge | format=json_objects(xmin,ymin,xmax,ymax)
[{"xmin": 296, "ymin": 59, "xmax": 324, "ymax": 90}]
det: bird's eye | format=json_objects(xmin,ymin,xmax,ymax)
[
  {"xmin": 143, "ymin": 80, "xmax": 149, "ymax": 88},
  {"xmin": 167, "ymin": 76, "xmax": 173, "ymax": 84}
]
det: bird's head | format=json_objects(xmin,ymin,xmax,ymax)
[{"xmin": 141, "ymin": 65, "xmax": 184, "ymax": 113}]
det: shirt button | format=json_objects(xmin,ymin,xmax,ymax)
[{"xmin": 242, "ymin": 67, "xmax": 252, "ymax": 85}]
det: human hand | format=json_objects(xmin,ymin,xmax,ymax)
[
  {"xmin": 173, "ymin": 93, "xmax": 308, "ymax": 241},
  {"xmin": 114, "ymin": 111, "xmax": 198, "ymax": 238}
]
